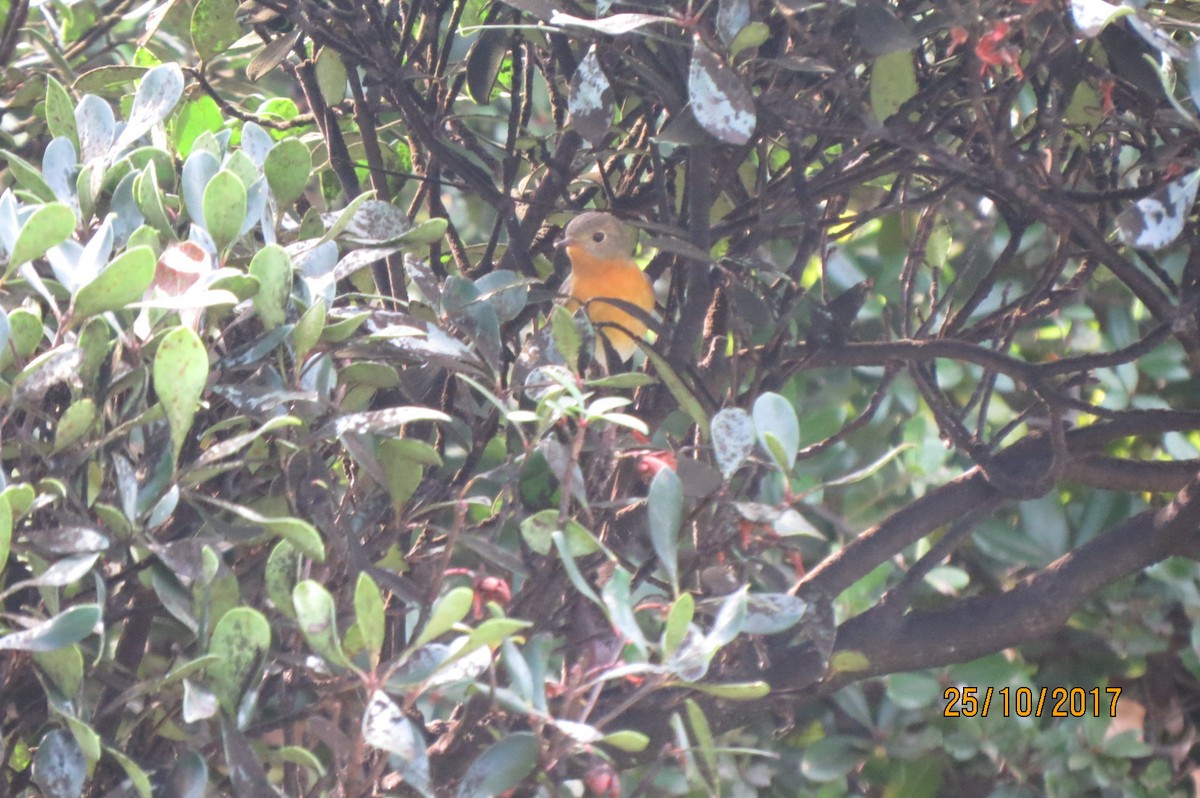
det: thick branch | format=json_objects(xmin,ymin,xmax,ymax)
[
  {"xmin": 800, "ymin": 468, "xmax": 1200, "ymax": 690},
  {"xmin": 792, "ymin": 411, "xmax": 1200, "ymax": 601}
]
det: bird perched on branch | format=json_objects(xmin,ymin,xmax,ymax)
[{"xmin": 556, "ymin": 212, "xmax": 655, "ymax": 362}]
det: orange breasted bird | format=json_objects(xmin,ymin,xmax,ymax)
[{"xmin": 555, "ymin": 212, "xmax": 655, "ymax": 362}]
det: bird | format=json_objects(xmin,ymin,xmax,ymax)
[{"xmin": 555, "ymin": 212, "xmax": 655, "ymax": 362}]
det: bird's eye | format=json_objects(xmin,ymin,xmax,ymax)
[{"xmin": 592, "ymin": 231, "xmax": 606, "ymax": 243}]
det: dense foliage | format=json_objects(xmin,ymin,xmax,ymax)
[{"xmin": 3, "ymin": 0, "xmax": 1200, "ymax": 795}]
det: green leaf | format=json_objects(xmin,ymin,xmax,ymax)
[
  {"xmin": 340, "ymin": 361, "xmax": 400, "ymax": 388},
  {"xmin": 173, "ymin": 95, "xmax": 223, "ymax": 158},
  {"xmin": 190, "ymin": 0, "xmax": 242, "ymax": 61},
  {"xmin": 519, "ymin": 510, "xmax": 599, "ymax": 557},
  {"xmin": 457, "ymin": 618, "xmax": 532, "ymax": 660},
  {"xmin": 292, "ymin": 580, "xmax": 353, "ymax": 670},
  {"xmin": 800, "ymin": 735, "xmax": 865, "ymax": 782},
  {"xmin": 203, "ymin": 496, "xmax": 326, "ymax": 562},
  {"xmin": 0, "ymin": 307, "xmax": 43, "ymax": 371},
  {"xmin": 0, "ymin": 494, "xmax": 11, "ymax": 579},
  {"xmin": 264, "ymin": 540, "xmax": 301, "ymax": 620},
  {"xmin": 135, "ymin": 160, "xmax": 173, "ymax": 237},
  {"xmin": 292, "ymin": 296, "xmax": 326, "ymax": 361},
  {"xmin": 73, "ymin": 245, "xmax": 156, "ymax": 317},
  {"xmin": 0, "ymin": 553, "xmax": 99, "ymax": 599},
  {"xmin": 870, "ymin": 48, "xmax": 917, "ymax": 122},
  {"xmin": 550, "ymin": 305, "xmax": 581, "ymax": 367},
  {"xmin": 45, "ymin": 76, "xmax": 78, "ymax": 148},
  {"xmin": 2, "ymin": 483, "xmax": 34, "ymax": 519},
  {"xmin": 663, "ymin": 591, "xmax": 694, "ymax": 659},
  {"xmin": 466, "ymin": 24, "xmax": 509, "ymax": 105},
  {"xmin": 354, "ymin": 572, "xmax": 385, "ymax": 667},
  {"xmin": 647, "ymin": 467, "xmax": 683, "ymax": 594},
  {"xmin": 248, "ymin": 244, "xmax": 293, "ymax": 330},
  {"xmin": 601, "ymin": 567, "xmax": 648, "ymax": 658},
  {"xmin": 263, "ymin": 137, "xmax": 312, "ymax": 210},
  {"xmin": 34, "ymin": 644, "xmax": 84, "ymax": 697},
  {"xmin": 8, "ymin": 203, "xmax": 75, "ymax": 274},
  {"xmin": 729, "ymin": 21, "xmax": 770, "ymax": 56},
  {"xmin": 412, "ymin": 586, "xmax": 474, "ymax": 649},
  {"xmin": 381, "ymin": 217, "xmax": 448, "ymax": 248},
  {"xmin": 152, "ymin": 327, "xmax": 208, "ymax": 464},
  {"xmin": 0, "ymin": 604, "xmax": 101, "ymax": 651},
  {"xmin": 207, "ymin": 607, "xmax": 271, "ymax": 715},
  {"xmin": 315, "ymin": 46, "xmax": 347, "ymax": 102},
  {"xmin": 455, "ymin": 733, "xmax": 539, "ymax": 798},
  {"xmin": 192, "ymin": 416, "xmax": 302, "ymax": 469},
  {"xmin": 201, "ymin": 169, "xmax": 247, "ymax": 251},
  {"xmin": 688, "ymin": 681, "xmax": 771, "ymax": 700},
  {"xmin": 601, "ymin": 729, "xmax": 651, "ymax": 752},
  {"xmin": 1, "ymin": 149, "xmax": 56, "ymax": 201},
  {"xmin": 752, "ymin": 392, "xmax": 799, "ymax": 471},
  {"xmin": 886, "ymin": 672, "xmax": 942, "ymax": 710},
  {"xmin": 829, "ymin": 649, "xmax": 870, "ymax": 674},
  {"xmin": 52, "ymin": 399, "xmax": 96, "ymax": 454},
  {"xmin": 642, "ymin": 343, "xmax": 709, "ymax": 436},
  {"xmin": 705, "ymin": 585, "xmax": 747, "ymax": 650},
  {"xmin": 685, "ymin": 699, "xmax": 718, "ymax": 787},
  {"xmin": 262, "ymin": 516, "xmax": 324, "ymax": 562},
  {"xmin": 378, "ymin": 438, "xmax": 434, "ymax": 512},
  {"xmin": 552, "ymin": 530, "xmax": 602, "ymax": 607}
]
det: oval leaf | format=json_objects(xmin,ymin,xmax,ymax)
[
  {"xmin": 114, "ymin": 64, "xmax": 184, "ymax": 153},
  {"xmin": 73, "ymin": 245, "xmax": 156, "ymax": 317},
  {"xmin": 202, "ymin": 169, "xmax": 247, "ymax": 251},
  {"xmin": 292, "ymin": 579, "xmax": 353, "ymax": 670},
  {"xmin": 9, "ymin": 203, "xmax": 75, "ymax": 274},
  {"xmin": 248, "ymin": 243, "xmax": 293, "ymax": 330},
  {"xmin": 363, "ymin": 691, "xmax": 433, "ymax": 796},
  {"xmin": 208, "ymin": 607, "xmax": 271, "ymax": 715},
  {"xmin": 32, "ymin": 728, "xmax": 86, "ymax": 798},
  {"xmin": 455, "ymin": 732, "xmax": 539, "ymax": 798},
  {"xmin": 710, "ymin": 407, "xmax": 755, "ymax": 479},
  {"xmin": 752, "ymin": 392, "xmax": 799, "ymax": 471},
  {"xmin": 152, "ymin": 326, "xmax": 209, "ymax": 463},
  {"xmin": 568, "ymin": 45, "xmax": 613, "ymax": 147},
  {"xmin": 0, "ymin": 604, "xmax": 101, "ymax": 652},
  {"xmin": 688, "ymin": 36, "xmax": 756, "ymax": 145},
  {"xmin": 647, "ymin": 467, "xmax": 683, "ymax": 594}
]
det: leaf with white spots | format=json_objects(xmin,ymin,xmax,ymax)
[
  {"xmin": 322, "ymin": 407, "xmax": 451, "ymax": 438},
  {"xmin": 688, "ymin": 36, "xmax": 756, "ymax": 145},
  {"xmin": 1115, "ymin": 169, "xmax": 1200, "ymax": 251},
  {"xmin": 363, "ymin": 691, "xmax": 433, "ymax": 797},
  {"xmin": 1070, "ymin": 0, "xmax": 1128, "ymax": 37},
  {"xmin": 113, "ymin": 64, "xmax": 184, "ymax": 154},
  {"xmin": 710, "ymin": 407, "xmax": 755, "ymax": 480},
  {"xmin": 567, "ymin": 45, "xmax": 613, "ymax": 148},
  {"xmin": 550, "ymin": 10, "xmax": 673, "ymax": 35}
]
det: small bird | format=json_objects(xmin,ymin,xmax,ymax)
[{"xmin": 555, "ymin": 212, "xmax": 655, "ymax": 362}]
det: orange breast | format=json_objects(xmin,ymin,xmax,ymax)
[{"xmin": 564, "ymin": 246, "xmax": 654, "ymax": 361}]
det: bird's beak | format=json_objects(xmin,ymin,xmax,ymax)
[{"xmin": 554, "ymin": 237, "xmax": 573, "ymax": 249}]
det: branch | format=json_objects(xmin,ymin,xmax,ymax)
[
  {"xmin": 792, "ymin": 410, "xmax": 1200, "ymax": 601},
  {"xmin": 800, "ymin": 466, "xmax": 1200, "ymax": 689}
]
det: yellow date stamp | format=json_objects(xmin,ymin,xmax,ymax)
[{"xmin": 943, "ymin": 686, "xmax": 1122, "ymax": 718}]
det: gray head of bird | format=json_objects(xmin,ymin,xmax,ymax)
[{"xmin": 555, "ymin": 212, "xmax": 637, "ymax": 260}]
